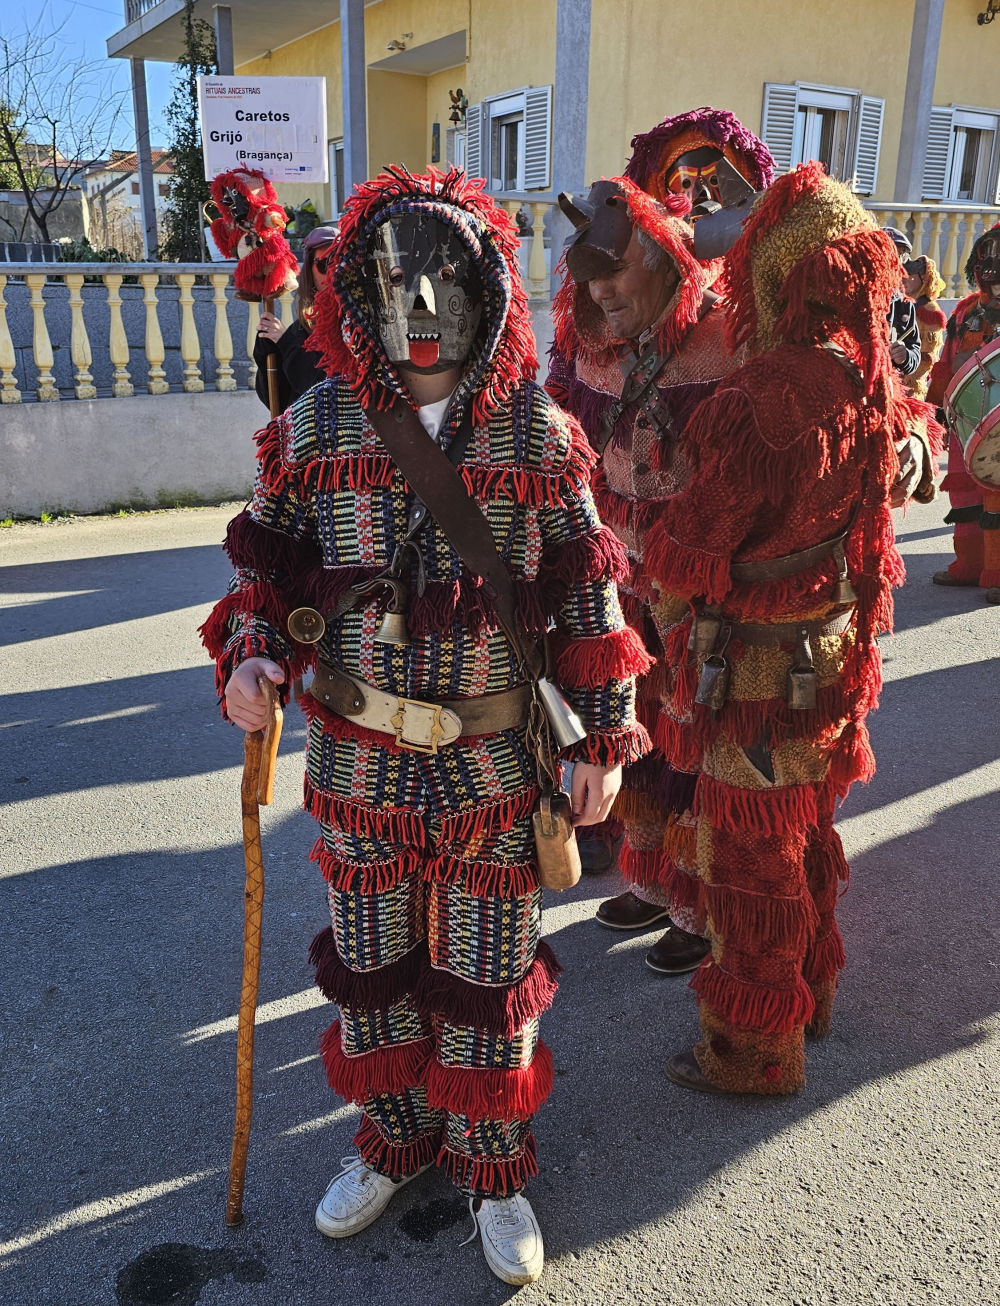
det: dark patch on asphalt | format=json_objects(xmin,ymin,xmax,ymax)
[
  {"xmin": 116, "ymin": 1243, "xmax": 266, "ymax": 1305},
  {"xmin": 397, "ymin": 1197, "xmax": 468, "ymax": 1243}
]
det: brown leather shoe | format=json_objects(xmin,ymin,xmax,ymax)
[
  {"xmin": 932, "ymin": 569, "xmax": 979, "ymax": 586},
  {"xmin": 595, "ymin": 891, "xmax": 671, "ymax": 931},
  {"xmin": 986, "ymin": 588, "xmax": 1000, "ymax": 604},
  {"xmin": 665, "ymin": 1049, "xmax": 732, "ymax": 1096},
  {"xmin": 645, "ymin": 926, "xmax": 711, "ymax": 975}
]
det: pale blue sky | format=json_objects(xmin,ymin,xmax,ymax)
[{"xmin": 3, "ymin": 0, "xmax": 176, "ymax": 152}]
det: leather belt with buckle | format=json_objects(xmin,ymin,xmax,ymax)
[{"xmin": 309, "ymin": 662, "xmax": 533, "ymax": 754}]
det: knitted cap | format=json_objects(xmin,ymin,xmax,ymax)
[{"xmin": 625, "ymin": 106, "xmax": 775, "ymax": 202}]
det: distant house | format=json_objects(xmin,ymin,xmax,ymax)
[{"xmin": 83, "ymin": 149, "xmax": 174, "ymax": 223}]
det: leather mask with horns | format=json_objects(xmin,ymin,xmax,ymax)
[{"xmin": 559, "ymin": 181, "xmax": 635, "ymax": 284}]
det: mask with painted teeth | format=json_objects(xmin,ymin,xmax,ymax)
[{"xmin": 367, "ymin": 212, "xmax": 483, "ymax": 373}]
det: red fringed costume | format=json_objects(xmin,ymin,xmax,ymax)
[
  {"xmin": 926, "ymin": 224, "xmax": 1000, "ymax": 589},
  {"xmin": 646, "ymin": 164, "xmax": 942, "ymax": 1093},
  {"xmin": 209, "ymin": 167, "xmax": 299, "ymax": 302},
  {"xmin": 546, "ymin": 107, "xmax": 776, "ymax": 932}
]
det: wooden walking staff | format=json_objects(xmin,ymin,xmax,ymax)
[{"xmin": 226, "ymin": 675, "xmax": 283, "ymax": 1227}]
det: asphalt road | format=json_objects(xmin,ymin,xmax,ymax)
[{"xmin": 1, "ymin": 499, "xmax": 998, "ymax": 1306}]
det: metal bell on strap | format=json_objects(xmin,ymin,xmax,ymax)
[
  {"xmin": 287, "ymin": 607, "xmax": 326, "ymax": 644},
  {"xmin": 373, "ymin": 578, "xmax": 412, "ymax": 646}
]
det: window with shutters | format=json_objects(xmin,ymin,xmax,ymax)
[
  {"xmin": 761, "ymin": 82, "xmax": 885, "ymax": 194},
  {"xmin": 922, "ymin": 107, "xmax": 1000, "ymax": 203},
  {"xmin": 460, "ymin": 86, "xmax": 552, "ymax": 192}
]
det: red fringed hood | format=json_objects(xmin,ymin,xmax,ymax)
[
  {"xmin": 306, "ymin": 166, "xmax": 537, "ymax": 424},
  {"xmin": 553, "ymin": 176, "xmax": 708, "ymax": 367},
  {"xmin": 724, "ymin": 162, "xmax": 899, "ymax": 391},
  {"xmin": 624, "ymin": 106, "xmax": 776, "ymax": 201}
]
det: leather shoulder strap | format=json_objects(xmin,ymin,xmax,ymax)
[{"xmin": 363, "ymin": 396, "xmax": 534, "ymax": 668}]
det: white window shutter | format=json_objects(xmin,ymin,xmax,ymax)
[
  {"xmin": 852, "ymin": 96, "xmax": 884, "ymax": 194},
  {"xmin": 761, "ymin": 83, "xmax": 799, "ymax": 175},
  {"xmin": 922, "ymin": 106, "xmax": 955, "ymax": 200},
  {"xmin": 523, "ymin": 85, "xmax": 553, "ymax": 190},
  {"xmin": 465, "ymin": 102, "xmax": 484, "ymax": 183}
]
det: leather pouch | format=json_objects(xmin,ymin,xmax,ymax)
[{"xmin": 533, "ymin": 787, "xmax": 581, "ymax": 891}]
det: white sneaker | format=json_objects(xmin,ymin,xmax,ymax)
[
  {"xmin": 315, "ymin": 1155, "xmax": 426, "ymax": 1238},
  {"xmin": 461, "ymin": 1193, "xmax": 544, "ymax": 1285}
]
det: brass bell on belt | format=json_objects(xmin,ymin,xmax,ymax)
[
  {"xmin": 787, "ymin": 626, "xmax": 819, "ymax": 711},
  {"xmin": 373, "ymin": 609, "xmax": 412, "ymax": 646},
  {"xmin": 694, "ymin": 654, "xmax": 730, "ymax": 713},
  {"xmin": 287, "ymin": 607, "xmax": 326, "ymax": 644},
  {"xmin": 373, "ymin": 577, "xmax": 412, "ymax": 647},
  {"xmin": 831, "ymin": 541, "xmax": 858, "ymax": 606}
]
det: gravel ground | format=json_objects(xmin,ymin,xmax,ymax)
[{"xmin": 1, "ymin": 499, "xmax": 997, "ymax": 1306}]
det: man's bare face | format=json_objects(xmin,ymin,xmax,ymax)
[{"xmin": 587, "ymin": 231, "xmax": 679, "ymax": 340}]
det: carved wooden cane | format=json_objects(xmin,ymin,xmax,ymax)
[{"xmin": 226, "ymin": 675, "xmax": 283, "ymax": 1226}]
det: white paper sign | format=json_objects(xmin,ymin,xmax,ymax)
[{"xmin": 198, "ymin": 76, "xmax": 328, "ymax": 183}]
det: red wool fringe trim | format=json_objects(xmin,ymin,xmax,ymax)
[
  {"xmin": 690, "ymin": 958, "xmax": 816, "ymax": 1034},
  {"xmin": 304, "ymin": 778, "xmax": 426, "ymax": 846},
  {"xmin": 643, "ymin": 517, "xmax": 731, "ymax": 605},
  {"xmin": 425, "ymin": 853, "xmax": 538, "ymax": 899},
  {"xmin": 703, "ymin": 883, "xmax": 819, "ymax": 953},
  {"xmin": 545, "ymin": 526, "xmax": 631, "ymax": 587},
  {"xmin": 413, "ymin": 943, "xmax": 562, "ymax": 1038},
  {"xmin": 572, "ymin": 723, "xmax": 652, "ymax": 767},
  {"xmin": 425, "ymin": 1042, "xmax": 554, "ymax": 1123},
  {"xmin": 653, "ymin": 713, "xmax": 704, "ymax": 774},
  {"xmin": 802, "ymin": 926, "xmax": 847, "ymax": 983},
  {"xmin": 440, "ymin": 1136, "xmax": 539, "ymax": 1197},
  {"xmin": 553, "ymin": 626, "xmax": 656, "ymax": 688},
  {"xmin": 354, "ymin": 1114, "xmax": 441, "ymax": 1179},
  {"xmin": 308, "ymin": 838, "xmax": 420, "ymax": 892},
  {"xmin": 662, "ymin": 861, "xmax": 704, "ymax": 912},
  {"xmin": 437, "ymin": 786, "xmax": 538, "ymax": 843},
  {"xmin": 619, "ymin": 843, "xmax": 668, "ymax": 892},
  {"xmin": 309, "ymin": 928, "xmax": 428, "ymax": 1011},
  {"xmin": 695, "ymin": 775, "xmax": 819, "ymax": 837},
  {"xmin": 320, "ymin": 1021, "xmax": 435, "ymax": 1104},
  {"xmin": 223, "ymin": 508, "xmax": 322, "ymax": 578}
]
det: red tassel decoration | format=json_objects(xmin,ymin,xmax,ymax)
[
  {"xmin": 695, "ymin": 775, "xmax": 819, "ymax": 837},
  {"xmin": 619, "ymin": 843, "xmax": 668, "ymax": 891},
  {"xmin": 439, "ymin": 1135, "xmax": 538, "ymax": 1198},
  {"xmin": 553, "ymin": 626, "xmax": 656, "ymax": 688},
  {"xmin": 437, "ymin": 787, "xmax": 538, "ymax": 843},
  {"xmin": 689, "ymin": 958, "xmax": 816, "ymax": 1034},
  {"xmin": 802, "ymin": 925, "xmax": 847, "ymax": 983},
  {"xmin": 309, "ymin": 928, "xmax": 428, "ymax": 1011},
  {"xmin": 320, "ymin": 1020, "xmax": 434, "ymax": 1104},
  {"xmin": 703, "ymin": 883, "xmax": 819, "ymax": 953},
  {"xmin": 425, "ymin": 853, "xmax": 538, "ymax": 899},
  {"xmin": 309, "ymin": 838, "xmax": 419, "ymax": 892},
  {"xmin": 413, "ymin": 943, "xmax": 562, "ymax": 1039},
  {"xmin": 354, "ymin": 1114, "xmax": 441, "ymax": 1178},
  {"xmin": 425, "ymin": 1042, "xmax": 554, "ymax": 1123},
  {"xmin": 304, "ymin": 778, "xmax": 427, "ymax": 846}
]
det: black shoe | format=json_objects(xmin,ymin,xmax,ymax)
[
  {"xmin": 595, "ymin": 892, "xmax": 671, "ymax": 931},
  {"xmin": 645, "ymin": 926, "xmax": 711, "ymax": 974}
]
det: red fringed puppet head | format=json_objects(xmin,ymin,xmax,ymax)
[
  {"xmin": 307, "ymin": 166, "xmax": 536, "ymax": 424},
  {"xmin": 208, "ymin": 167, "xmax": 299, "ymax": 302},
  {"xmin": 553, "ymin": 176, "xmax": 707, "ymax": 366},
  {"xmin": 724, "ymin": 162, "xmax": 898, "ymax": 384}
]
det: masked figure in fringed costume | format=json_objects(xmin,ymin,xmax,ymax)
[
  {"xmin": 927, "ymin": 224, "xmax": 1000, "ymax": 598},
  {"xmin": 900, "ymin": 254, "xmax": 947, "ymax": 401},
  {"xmin": 208, "ymin": 167, "xmax": 299, "ymax": 302},
  {"xmin": 642, "ymin": 162, "xmax": 942, "ymax": 1096},
  {"xmin": 546, "ymin": 108, "xmax": 775, "ymax": 978},
  {"xmin": 201, "ymin": 167, "xmax": 649, "ymax": 1285}
]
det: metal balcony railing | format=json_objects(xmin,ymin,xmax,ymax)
[{"xmin": 125, "ymin": 0, "xmax": 164, "ymax": 25}]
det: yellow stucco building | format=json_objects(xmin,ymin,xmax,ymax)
[{"xmin": 110, "ymin": 0, "xmax": 1000, "ymax": 243}]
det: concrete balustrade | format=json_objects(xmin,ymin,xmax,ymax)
[
  {"xmin": 865, "ymin": 203, "xmax": 1000, "ymax": 298},
  {"xmin": 0, "ymin": 261, "xmax": 247, "ymax": 403},
  {"xmin": 499, "ymin": 194, "xmax": 556, "ymax": 301}
]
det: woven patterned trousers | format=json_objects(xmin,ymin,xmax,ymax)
[{"xmin": 305, "ymin": 712, "xmax": 558, "ymax": 1198}]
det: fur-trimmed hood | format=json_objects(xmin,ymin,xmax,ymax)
[
  {"xmin": 552, "ymin": 177, "xmax": 708, "ymax": 367},
  {"xmin": 306, "ymin": 166, "xmax": 537, "ymax": 424}
]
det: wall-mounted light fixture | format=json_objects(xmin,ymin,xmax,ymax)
[{"xmin": 448, "ymin": 88, "xmax": 468, "ymax": 125}]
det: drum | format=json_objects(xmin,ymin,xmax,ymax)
[{"xmin": 943, "ymin": 335, "xmax": 1000, "ymax": 491}]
